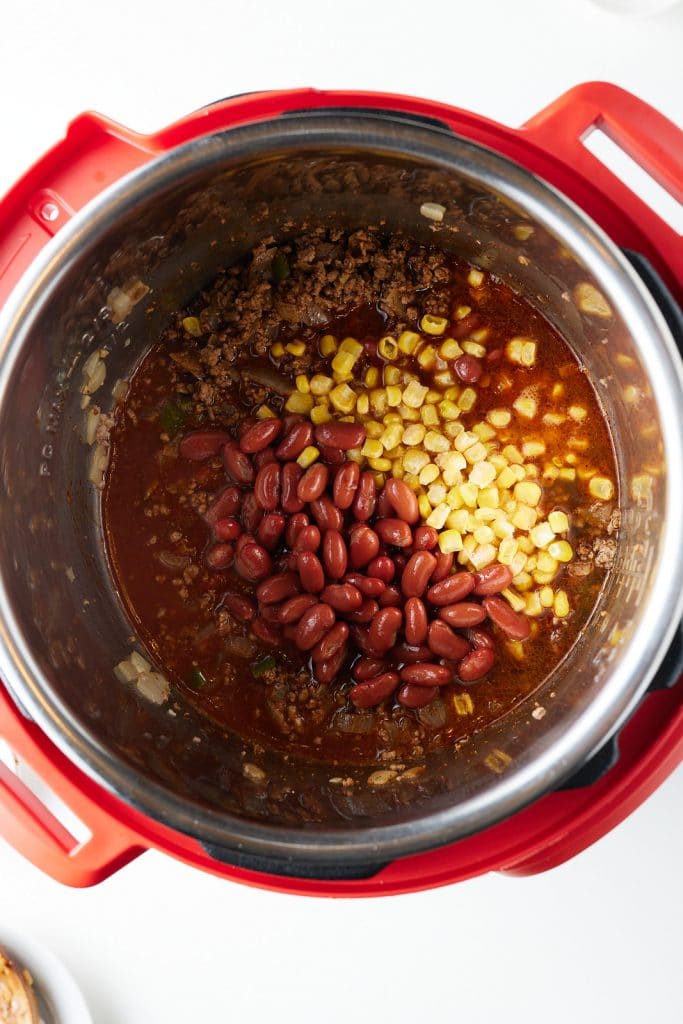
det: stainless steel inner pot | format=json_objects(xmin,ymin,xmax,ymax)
[{"xmin": 0, "ymin": 112, "xmax": 682, "ymax": 872}]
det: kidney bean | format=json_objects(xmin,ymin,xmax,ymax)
[
  {"xmin": 254, "ymin": 447, "xmax": 277, "ymax": 470},
  {"xmin": 427, "ymin": 620, "xmax": 471, "ymax": 661},
  {"xmin": 400, "ymin": 663, "xmax": 453, "ymax": 686},
  {"xmin": 321, "ymin": 583, "xmax": 363, "ymax": 613},
  {"xmin": 346, "ymin": 598, "xmax": 379, "ymax": 624},
  {"xmin": 238, "ymin": 417, "xmax": 258, "ymax": 438},
  {"xmin": 439, "ymin": 602, "xmax": 487, "ymax": 628},
  {"xmin": 259, "ymin": 602, "xmax": 284, "ymax": 623},
  {"xmin": 281, "ymin": 463, "xmax": 305, "ymax": 514},
  {"xmin": 486, "ymin": 347, "xmax": 503, "ymax": 364},
  {"xmin": 427, "ymin": 571, "xmax": 476, "ymax": 606},
  {"xmin": 378, "ymin": 586, "xmax": 402, "ymax": 608},
  {"xmin": 430, "ymin": 551, "xmax": 454, "ymax": 584},
  {"xmin": 295, "ymin": 603, "xmax": 336, "ymax": 651},
  {"xmin": 352, "ymin": 657, "xmax": 388, "ymax": 682},
  {"xmin": 368, "ymin": 607, "xmax": 402, "ymax": 654},
  {"xmin": 256, "ymin": 572, "xmax": 300, "ymax": 605},
  {"xmin": 482, "ymin": 596, "xmax": 531, "ymax": 640},
  {"xmin": 333, "ymin": 461, "xmax": 360, "ymax": 509},
  {"xmin": 237, "ymin": 493, "xmax": 260, "ymax": 534},
  {"xmin": 312, "ymin": 621, "xmax": 349, "ymax": 663},
  {"xmin": 454, "ymin": 354, "xmax": 483, "ymax": 384},
  {"xmin": 393, "ymin": 643, "xmax": 432, "ymax": 665},
  {"xmin": 319, "ymin": 444, "xmax": 346, "ymax": 465},
  {"xmin": 402, "ymin": 551, "xmax": 438, "ymax": 598},
  {"xmin": 282, "ymin": 412, "xmax": 305, "ymax": 432},
  {"xmin": 363, "ymin": 338, "xmax": 379, "ymax": 360},
  {"xmin": 179, "ymin": 430, "xmax": 231, "ymax": 461},
  {"xmin": 251, "ymin": 618, "xmax": 280, "ymax": 645},
  {"xmin": 223, "ymin": 442, "xmax": 255, "ymax": 485},
  {"xmin": 344, "ymin": 573, "xmax": 385, "ymax": 598},
  {"xmin": 352, "ymin": 471, "xmax": 376, "ymax": 522},
  {"xmin": 351, "ymin": 626, "xmax": 384, "ymax": 658},
  {"xmin": 413, "ymin": 525, "xmax": 438, "ymax": 551},
  {"xmin": 223, "ymin": 593, "xmax": 256, "ymax": 622},
  {"xmin": 349, "ymin": 525, "xmax": 380, "ymax": 568},
  {"xmin": 285, "ymin": 513, "xmax": 309, "ymax": 549},
  {"xmin": 235, "ymin": 542, "xmax": 272, "ymax": 581},
  {"xmin": 468, "ymin": 626, "xmax": 496, "ymax": 650},
  {"xmin": 376, "ymin": 490, "xmax": 394, "ymax": 518},
  {"xmin": 404, "ymin": 597, "xmax": 428, "ymax": 646},
  {"xmin": 275, "ymin": 421, "xmax": 313, "ymax": 461},
  {"xmin": 314, "ymin": 644, "xmax": 348, "ymax": 684},
  {"xmin": 239, "ymin": 418, "xmax": 282, "ymax": 454},
  {"xmin": 254, "ymin": 463, "xmax": 281, "ymax": 511},
  {"xmin": 458, "ymin": 646, "xmax": 495, "ymax": 682},
  {"xmin": 282, "ymin": 624, "xmax": 300, "ymax": 643},
  {"xmin": 473, "ymin": 563, "xmax": 514, "ymax": 596},
  {"xmin": 204, "ymin": 484, "xmax": 242, "ymax": 524},
  {"xmin": 322, "ymin": 530, "xmax": 347, "ymax": 579},
  {"xmin": 256, "ymin": 513, "xmax": 286, "ymax": 552},
  {"xmin": 235, "ymin": 532, "xmax": 256, "ymax": 555},
  {"xmin": 296, "ymin": 550, "xmax": 325, "ymax": 593},
  {"xmin": 367, "ymin": 556, "xmax": 395, "ymax": 583},
  {"xmin": 297, "ymin": 463, "xmax": 328, "ymax": 503},
  {"xmin": 375, "ymin": 518, "xmax": 413, "ymax": 548},
  {"xmin": 397, "ymin": 683, "xmax": 439, "ymax": 708},
  {"xmin": 278, "ymin": 593, "xmax": 317, "ymax": 624},
  {"xmin": 314, "ymin": 421, "xmax": 366, "ymax": 450},
  {"xmin": 310, "ymin": 495, "xmax": 344, "ymax": 532},
  {"xmin": 384, "ymin": 478, "xmax": 419, "ymax": 524},
  {"xmin": 350, "ymin": 672, "xmax": 399, "ymax": 709},
  {"xmin": 213, "ymin": 517, "xmax": 241, "ymax": 542},
  {"xmin": 293, "ymin": 524, "xmax": 321, "ymax": 552},
  {"xmin": 205, "ymin": 542, "xmax": 234, "ymax": 570}
]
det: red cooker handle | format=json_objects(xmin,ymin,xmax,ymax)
[
  {"xmin": 0, "ymin": 686, "xmax": 144, "ymax": 886},
  {"xmin": 522, "ymin": 82, "xmax": 683, "ymax": 287}
]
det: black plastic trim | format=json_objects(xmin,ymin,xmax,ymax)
[
  {"xmin": 201, "ymin": 843, "xmax": 388, "ymax": 881},
  {"xmin": 282, "ymin": 105, "xmax": 452, "ymax": 132}
]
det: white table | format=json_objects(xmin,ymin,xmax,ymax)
[{"xmin": 1, "ymin": 1, "xmax": 681, "ymax": 1021}]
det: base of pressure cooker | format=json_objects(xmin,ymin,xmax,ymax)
[{"xmin": 0, "ymin": 84, "xmax": 681, "ymax": 893}]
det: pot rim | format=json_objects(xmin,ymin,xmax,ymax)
[{"xmin": 1, "ymin": 111, "xmax": 682, "ymax": 866}]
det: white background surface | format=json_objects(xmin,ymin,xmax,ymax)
[{"xmin": 0, "ymin": 1, "xmax": 681, "ymax": 1022}]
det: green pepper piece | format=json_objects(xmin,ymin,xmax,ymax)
[
  {"xmin": 272, "ymin": 253, "xmax": 290, "ymax": 283},
  {"xmin": 189, "ymin": 667, "xmax": 208, "ymax": 689},
  {"xmin": 158, "ymin": 399, "xmax": 188, "ymax": 436},
  {"xmin": 252, "ymin": 654, "xmax": 277, "ymax": 677}
]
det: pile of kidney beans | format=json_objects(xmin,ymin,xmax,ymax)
[{"xmin": 179, "ymin": 413, "xmax": 531, "ymax": 710}]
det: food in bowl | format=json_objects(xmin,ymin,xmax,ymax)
[{"xmin": 102, "ymin": 226, "xmax": 618, "ymax": 766}]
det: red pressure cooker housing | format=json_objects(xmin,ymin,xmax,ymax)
[{"xmin": 0, "ymin": 83, "xmax": 681, "ymax": 896}]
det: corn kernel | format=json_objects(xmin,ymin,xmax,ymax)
[
  {"xmin": 497, "ymin": 467, "xmax": 517, "ymax": 490},
  {"xmin": 568, "ymin": 405, "xmax": 587, "ymax": 422},
  {"xmin": 286, "ymin": 340, "xmax": 306, "ymax": 357},
  {"xmin": 398, "ymin": 330, "xmax": 421, "ymax": 354},
  {"xmin": 525, "ymin": 591, "xmax": 544, "ymax": 617},
  {"xmin": 439, "ymin": 338, "xmax": 463, "ymax": 360},
  {"xmin": 474, "ymin": 506, "xmax": 498, "ymax": 523},
  {"xmin": 310, "ymin": 404, "xmax": 332, "ymax": 425},
  {"xmin": 513, "ymin": 571, "xmax": 533, "ymax": 592},
  {"xmin": 552, "ymin": 382, "xmax": 564, "ymax": 399},
  {"xmin": 404, "ymin": 450, "xmax": 430, "ymax": 474},
  {"xmin": 547, "ymin": 510, "xmax": 568, "ymax": 533},
  {"xmin": 297, "ymin": 446, "xmax": 320, "ymax": 468},
  {"xmin": 508, "ymin": 552, "xmax": 527, "ymax": 577},
  {"xmin": 498, "ymin": 537, "xmax": 519, "ymax": 565},
  {"xmin": 379, "ymin": 335, "xmax": 399, "ymax": 360},
  {"xmin": 543, "ymin": 413, "xmax": 566, "ymax": 427},
  {"xmin": 381, "ymin": 424, "xmax": 403, "ymax": 451},
  {"xmin": 370, "ymin": 389, "xmax": 388, "ymax": 415},
  {"xmin": 355, "ymin": 394, "xmax": 369, "ymax": 416},
  {"xmin": 473, "ymin": 524, "xmax": 495, "ymax": 545},
  {"xmin": 486, "ymin": 408, "xmax": 511, "ymax": 429},
  {"xmin": 307, "ymin": 374, "xmax": 331, "ymax": 397},
  {"xmin": 530, "ymin": 522, "xmax": 556, "ymax": 549},
  {"xmin": 337, "ymin": 337, "xmax": 361, "ymax": 357},
  {"xmin": 502, "ymin": 588, "xmax": 526, "ymax": 612},
  {"xmin": 384, "ymin": 365, "xmax": 401, "ymax": 386},
  {"xmin": 514, "ymin": 480, "xmax": 542, "ymax": 507},
  {"xmin": 559, "ymin": 467, "xmax": 576, "ymax": 481},
  {"xmin": 421, "ymin": 314, "xmax": 449, "ymax": 336},
  {"xmin": 457, "ymin": 388, "xmax": 477, "ymax": 412},
  {"xmin": 361, "ymin": 438, "xmax": 383, "ymax": 459},
  {"xmin": 402, "ymin": 424, "xmax": 426, "ymax": 447},
  {"xmin": 419, "ymin": 463, "xmax": 440, "ymax": 486},
  {"xmin": 464, "ymin": 442, "xmax": 488, "ymax": 464},
  {"xmin": 517, "ymin": 536, "xmax": 535, "ymax": 554},
  {"xmin": 271, "ymin": 341, "xmax": 285, "ymax": 358},
  {"xmin": 462, "ymin": 340, "xmax": 487, "ymax": 358},
  {"xmin": 373, "ymin": 472, "xmax": 386, "ymax": 487},
  {"xmin": 455, "ymin": 304, "xmax": 472, "ymax": 320},
  {"xmin": 493, "ymin": 517, "xmax": 515, "ymax": 540},
  {"xmin": 447, "ymin": 509, "xmax": 469, "ymax": 531},
  {"xmin": 424, "ymin": 431, "xmax": 450, "ymax": 453},
  {"xmin": 539, "ymin": 586, "xmax": 555, "ymax": 608},
  {"xmin": 548, "ymin": 540, "xmax": 573, "ymax": 562},
  {"xmin": 589, "ymin": 476, "xmax": 615, "ymax": 501},
  {"xmin": 433, "ymin": 370, "xmax": 456, "ymax": 389},
  {"xmin": 295, "ymin": 374, "xmax": 310, "ymax": 394},
  {"xmin": 403, "ymin": 381, "xmax": 429, "ymax": 408},
  {"xmin": 533, "ymin": 570, "xmax": 556, "ymax": 585},
  {"xmin": 398, "ymin": 403, "xmax": 420, "ymax": 423},
  {"xmin": 522, "ymin": 440, "xmax": 546, "ymax": 459},
  {"xmin": 460, "ymin": 482, "xmax": 479, "ymax": 508},
  {"xmin": 503, "ymin": 444, "xmax": 524, "ymax": 465},
  {"xmin": 331, "ymin": 351, "xmax": 357, "ymax": 377},
  {"xmin": 417, "ymin": 345, "xmax": 437, "ymax": 370},
  {"xmin": 468, "ymin": 268, "xmax": 485, "ymax": 288},
  {"xmin": 256, "ymin": 405, "xmax": 276, "ymax": 419},
  {"xmin": 421, "ymin": 404, "xmax": 440, "ymax": 428},
  {"xmin": 554, "ymin": 590, "xmax": 570, "ymax": 618},
  {"xmin": 285, "ymin": 392, "xmax": 314, "ymax": 414},
  {"xmin": 330, "ymin": 383, "xmax": 357, "ymax": 413},
  {"xmin": 369, "ymin": 457, "xmax": 392, "ymax": 472},
  {"xmin": 512, "ymin": 504, "xmax": 537, "ymax": 531},
  {"xmin": 469, "ymin": 461, "xmax": 496, "ymax": 487},
  {"xmin": 427, "ymin": 483, "xmax": 447, "ymax": 506},
  {"xmin": 347, "ymin": 447, "xmax": 363, "ymax": 463},
  {"xmin": 319, "ymin": 334, "xmax": 337, "ymax": 357},
  {"xmin": 513, "ymin": 391, "xmax": 538, "ymax": 419},
  {"xmin": 453, "ymin": 692, "xmax": 474, "ymax": 715},
  {"xmin": 536, "ymin": 550, "xmax": 559, "ymax": 574},
  {"xmin": 426, "ymin": 503, "xmax": 452, "ymax": 529},
  {"xmin": 182, "ymin": 316, "xmax": 202, "ymax": 337},
  {"xmin": 418, "ymin": 494, "xmax": 433, "ymax": 519},
  {"xmin": 470, "ymin": 543, "xmax": 497, "ymax": 570},
  {"xmin": 439, "ymin": 529, "xmax": 464, "ymax": 553},
  {"xmin": 365, "ymin": 366, "xmax": 379, "ymax": 388}
]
